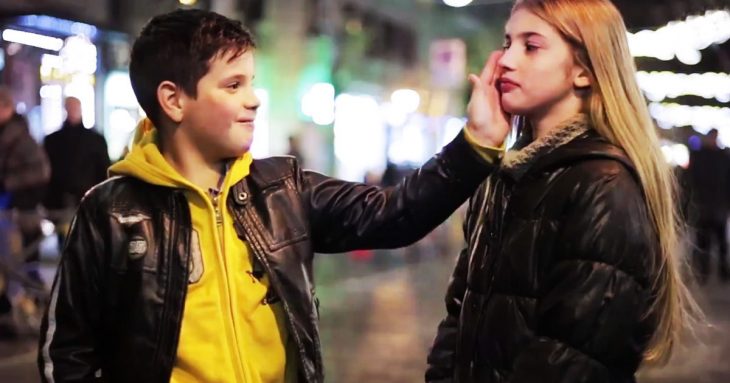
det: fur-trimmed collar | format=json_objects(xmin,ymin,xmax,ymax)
[{"xmin": 501, "ymin": 113, "xmax": 591, "ymax": 180}]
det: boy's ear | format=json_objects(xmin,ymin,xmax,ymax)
[{"xmin": 157, "ymin": 81, "xmax": 185, "ymax": 123}]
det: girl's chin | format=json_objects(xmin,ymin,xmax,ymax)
[
  {"xmin": 500, "ymin": 97, "xmax": 533, "ymax": 116},
  {"xmin": 500, "ymin": 102, "xmax": 522, "ymax": 115}
]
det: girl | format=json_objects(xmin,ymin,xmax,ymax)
[{"xmin": 427, "ymin": 0, "xmax": 701, "ymax": 382}]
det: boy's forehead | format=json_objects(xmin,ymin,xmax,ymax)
[
  {"xmin": 212, "ymin": 46, "xmax": 255, "ymax": 63},
  {"xmin": 206, "ymin": 49, "xmax": 255, "ymax": 75}
]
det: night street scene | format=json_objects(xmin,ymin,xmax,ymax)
[{"xmin": 1, "ymin": 0, "xmax": 730, "ymax": 382}]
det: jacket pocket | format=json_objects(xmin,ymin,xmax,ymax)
[{"xmin": 253, "ymin": 186, "xmax": 309, "ymax": 251}]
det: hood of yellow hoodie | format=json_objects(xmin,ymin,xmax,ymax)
[{"xmin": 109, "ymin": 118, "xmax": 252, "ymax": 194}]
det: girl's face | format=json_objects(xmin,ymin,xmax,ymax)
[{"xmin": 497, "ymin": 8, "xmax": 590, "ymax": 118}]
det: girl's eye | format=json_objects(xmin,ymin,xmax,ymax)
[
  {"xmin": 228, "ymin": 82, "xmax": 240, "ymax": 90},
  {"xmin": 502, "ymin": 42, "xmax": 510, "ymax": 50},
  {"xmin": 525, "ymin": 44, "xmax": 539, "ymax": 52}
]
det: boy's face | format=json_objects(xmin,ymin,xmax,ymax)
[{"xmin": 178, "ymin": 50, "xmax": 259, "ymax": 160}]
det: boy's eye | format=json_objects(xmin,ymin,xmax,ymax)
[{"xmin": 227, "ymin": 82, "xmax": 241, "ymax": 90}]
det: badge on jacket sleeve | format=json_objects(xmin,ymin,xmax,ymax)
[{"xmin": 128, "ymin": 236, "xmax": 148, "ymax": 260}]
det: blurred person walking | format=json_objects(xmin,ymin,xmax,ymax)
[
  {"xmin": 0, "ymin": 86, "xmax": 50, "ymax": 337},
  {"xmin": 43, "ymin": 96, "xmax": 110, "ymax": 244},
  {"xmin": 688, "ymin": 128, "xmax": 730, "ymax": 284}
]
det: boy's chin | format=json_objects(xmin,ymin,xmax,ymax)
[
  {"xmin": 215, "ymin": 145, "xmax": 251, "ymax": 161},
  {"xmin": 237, "ymin": 143, "xmax": 253, "ymax": 156},
  {"xmin": 231, "ymin": 147, "xmax": 251, "ymax": 158}
]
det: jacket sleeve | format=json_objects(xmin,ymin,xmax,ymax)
[
  {"xmin": 509, "ymin": 168, "xmax": 657, "ymax": 383},
  {"xmin": 302, "ymin": 130, "xmax": 495, "ymax": 253},
  {"xmin": 38, "ymin": 199, "xmax": 107, "ymax": 382}
]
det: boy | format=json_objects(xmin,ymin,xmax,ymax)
[{"xmin": 38, "ymin": 9, "xmax": 505, "ymax": 383}]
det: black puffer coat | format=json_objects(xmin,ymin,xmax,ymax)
[{"xmin": 426, "ymin": 123, "xmax": 660, "ymax": 383}]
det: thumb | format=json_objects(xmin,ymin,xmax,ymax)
[{"xmin": 468, "ymin": 74, "xmax": 480, "ymax": 89}]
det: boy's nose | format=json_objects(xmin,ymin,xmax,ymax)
[{"xmin": 244, "ymin": 91, "xmax": 260, "ymax": 110}]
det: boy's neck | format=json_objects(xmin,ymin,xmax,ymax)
[{"xmin": 159, "ymin": 138, "xmax": 227, "ymax": 193}]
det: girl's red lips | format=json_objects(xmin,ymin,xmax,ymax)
[{"xmin": 498, "ymin": 78, "xmax": 519, "ymax": 93}]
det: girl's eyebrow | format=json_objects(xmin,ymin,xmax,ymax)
[{"xmin": 504, "ymin": 31, "xmax": 546, "ymax": 40}]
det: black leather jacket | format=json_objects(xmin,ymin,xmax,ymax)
[
  {"xmin": 426, "ymin": 131, "xmax": 660, "ymax": 383},
  {"xmin": 38, "ymin": 132, "xmax": 492, "ymax": 383}
]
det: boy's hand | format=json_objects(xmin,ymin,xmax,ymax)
[{"xmin": 465, "ymin": 51, "xmax": 511, "ymax": 148}]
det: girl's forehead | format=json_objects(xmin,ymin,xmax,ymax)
[{"xmin": 505, "ymin": 9, "xmax": 557, "ymax": 38}]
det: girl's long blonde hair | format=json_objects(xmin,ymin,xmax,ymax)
[{"xmin": 512, "ymin": 0, "xmax": 702, "ymax": 364}]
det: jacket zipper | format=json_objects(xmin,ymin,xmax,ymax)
[
  {"xmin": 212, "ymin": 194, "xmax": 223, "ymax": 226},
  {"xmin": 211, "ymin": 192, "xmax": 225, "ymax": 247},
  {"xmin": 212, "ymin": 190, "xmax": 251, "ymax": 382},
  {"xmin": 469, "ymin": 177, "xmax": 512, "ymax": 376}
]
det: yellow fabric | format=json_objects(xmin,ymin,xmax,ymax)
[
  {"xmin": 110, "ymin": 118, "xmax": 293, "ymax": 383},
  {"xmin": 463, "ymin": 127, "xmax": 506, "ymax": 164}
]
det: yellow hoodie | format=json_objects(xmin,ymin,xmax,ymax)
[{"xmin": 110, "ymin": 119, "xmax": 295, "ymax": 383}]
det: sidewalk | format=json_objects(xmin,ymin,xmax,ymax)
[{"xmin": 2, "ymin": 249, "xmax": 729, "ymax": 382}]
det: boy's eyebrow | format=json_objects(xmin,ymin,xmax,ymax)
[{"xmin": 221, "ymin": 74, "xmax": 254, "ymax": 82}]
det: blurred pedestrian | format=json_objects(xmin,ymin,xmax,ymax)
[
  {"xmin": 0, "ymin": 85, "xmax": 49, "ymax": 337},
  {"xmin": 43, "ymin": 96, "xmax": 110, "ymax": 244},
  {"xmin": 688, "ymin": 128, "xmax": 730, "ymax": 283},
  {"xmin": 286, "ymin": 134, "xmax": 303, "ymax": 160}
]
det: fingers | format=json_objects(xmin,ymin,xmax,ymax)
[
  {"xmin": 490, "ymin": 56, "xmax": 504, "ymax": 88},
  {"xmin": 472, "ymin": 50, "xmax": 504, "ymax": 91},
  {"xmin": 483, "ymin": 51, "xmax": 503, "ymax": 87},
  {"xmin": 468, "ymin": 74, "xmax": 481, "ymax": 89},
  {"xmin": 477, "ymin": 60, "xmax": 490, "ymax": 84}
]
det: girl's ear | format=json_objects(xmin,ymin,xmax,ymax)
[{"xmin": 573, "ymin": 66, "xmax": 592, "ymax": 89}]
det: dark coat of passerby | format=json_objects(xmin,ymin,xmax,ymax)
[
  {"xmin": 43, "ymin": 97, "xmax": 111, "ymax": 212},
  {"xmin": 0, "ymin": 89, "xmax": 50, "ymax": 210},
  {"xmin": 0, "ymin": 86, "xmax": 49, "ymax": 335},
  {"xmin": 688, "ymin": 129, "xmax": 730, "ymax": 282}
]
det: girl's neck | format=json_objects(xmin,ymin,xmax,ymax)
[{"xmin": 529, "ymin": 96, "xmax": 584, "ymax": 140}]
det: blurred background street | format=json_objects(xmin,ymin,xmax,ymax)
[
  {"xmin": 1, "ymin": 0, "xmax": 730, "ymax": 381},
  {"xmin": 2, "ymin": 233, "xmax": 730, "ymax": 382}
]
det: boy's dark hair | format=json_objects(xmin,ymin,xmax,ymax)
[{"xmin": 129, "ymin": 9, "xmax": 256, "ymax": 127}]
